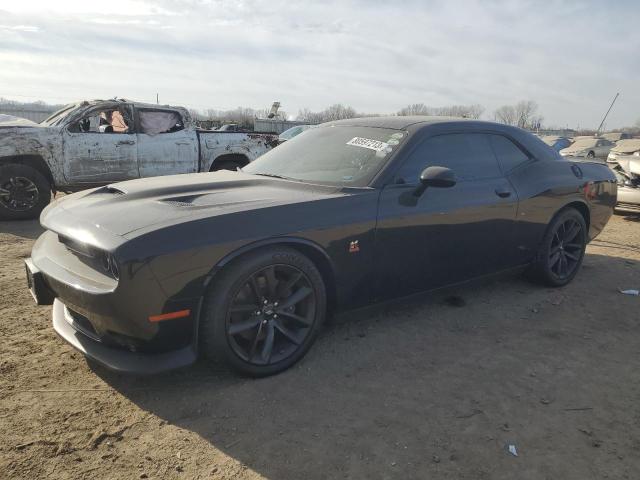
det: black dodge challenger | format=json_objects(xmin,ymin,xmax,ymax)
[{"xmin": 26, "ymin": 117, "xmax": 617, "ymax": 376}]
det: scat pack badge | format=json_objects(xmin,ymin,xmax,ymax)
[{"xmin": 348, "ymin": 240, "xmax": 360, "ymax": 253}]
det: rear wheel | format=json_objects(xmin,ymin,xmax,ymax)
[
  {"xmin": 586, "ymin": 151, "xmax": 595, "ymax": 159},
  {"xmin": 529, "ymin": 208, "xmax": 587, "ymax": 287},
  {"xmin": 211, "ymin": 161, "xmax": 242, "ymax": 171},
  {"xmin": 0, "ymin": 164, "xmax": 51, "ymax": 220},
  {"xmin": 200, "ymin": 247, "xmax": 326, "ymax": 376}
]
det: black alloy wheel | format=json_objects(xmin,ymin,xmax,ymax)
[
  {"xmin": 547, "ymin": 217, "xmax": 585, "ymax": 281},
  {"xmin": 0, "ymin": 164, "xmax": 51, "ymax": 220},
  {"xmin": 0, "ymin": 176, "xmax": 39, "ymax": 212},
  {"xmin": 529, "ymin": 207, "xmax": 587, "ymax": 287},
  {"xmin": 200, "ymin": 247, "xmax": 326, "ymax": 376},
  {"xmin": 226, "ymin": 264, "xmax": 316, "ymax": 366}
]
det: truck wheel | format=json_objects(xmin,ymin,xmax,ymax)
[{"xmin": 0, "ymin": 164, "xmax": 52, "ymax": 220}]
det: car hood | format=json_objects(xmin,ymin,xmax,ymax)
[
  {"xmin": 0, "ymin": 115, "xmax": 42, "ymax": 128},
  {"xmin": 41, "ymin": 171, "xmax": 343, "ymax": 240}
]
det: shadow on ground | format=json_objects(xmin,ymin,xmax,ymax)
[
  {"xmin": 91, "ymin": 252, "xmax": 640, "ymax": 479},
  {"xmin": 0, "ymin": 219, "xmax": 44, "ymax": 240}
]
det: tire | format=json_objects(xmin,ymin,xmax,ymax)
[
  {"xmin": 528, "ymin": 207, "xmax": 587, "ymax": 287},
  {"xmin": 211, "ymin": 161, "xmax": 242, "ymax": 172},
  {"xmin": 200, "ymin": 246, "xmax": 326, "ymax": 377},
  {"xmin": 0, "ymin": 164, "xmax": 51, "ymax": 220},
  {"xmin": 586, "ymin": 151, "xmax": 595, "ymax": 159}
]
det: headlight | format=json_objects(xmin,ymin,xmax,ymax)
[{"xmin": 101, "ymin": 252, "xmax": 120, "ymax": 280}]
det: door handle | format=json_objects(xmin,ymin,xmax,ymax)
[
  {"xmin": 116, "ymin": 140, "xmax": 135, "ymax": 145},
  {"xmin": 495, "ymin": 188, "xmax": 512, "ymax": 198}
]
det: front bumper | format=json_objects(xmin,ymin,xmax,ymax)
[
  {"xmin": 616, "ymin": 186, "xmax": 640, "ymax": 211},
  {"xmin": 26, "ymin": 229, "xmax": 201, "ymax": 374},
  {"xmin": 53, "ymin": 299, "xmax": 197, "ymax": 374}
]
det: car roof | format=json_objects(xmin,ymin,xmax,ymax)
[{"xmin": 323, "ymin": 115, "xmax": 479, "ymax": 130}]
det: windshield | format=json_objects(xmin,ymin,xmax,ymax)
[
  {"xmin": 244, "ymin": 126, "xmax": 407, "ymax": 187},
  {"xmin": 40, "ymin": 103, "xmax": 78, "ymax": 126}
]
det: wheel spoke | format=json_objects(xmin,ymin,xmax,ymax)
[
  {"xmin": 248, "ymin": 274, "xmax": 262, "ymax": 303},
  {"xmin": 0, "ymin": 187, "xmax": 10, "ymax": 196},
  {"xmin": 279, "ymin": 286, "xmax": 312, "ymax": 310},
  {"xmin": 564, "ymin": 223, "xmax": 581, "ymax": 242},
  {"xmin": 274, "ymin": 319, "xmax": 302, "ymax": 345},
  {"xmin": 228, "ymin": 316, "xmax": 262, "ymax": 335},
  {"xmin": 263, "ymin": 266, "xmax": 278, "ymax": 299},
  {"xmin": 279, "ymin": 271, "xmax": 302, "ymax": 295},
  {"xmin": 549, "ymin": 251, "xmax": 561, "ymax": 267},
  {"xmin": 229, "ymin": 303, "xmax": 259, "ymax": 314},
  {"xmin": 564, "ymin": 250, "xmax": 580, "ymax": 261},
  {"xmin": 564, "ymin": 242, "xmax": 582, "ymax": 250},
  {"xmin": 260, "ymin": 322, "xmax": 275, "ymax": 363},
  {"xmin": 276, "ymin": 309, "xmax": 312, "ymax": 326},
  {"xmin": 248, "ymin": 321, "xmax": 265, "ymax": 361}
]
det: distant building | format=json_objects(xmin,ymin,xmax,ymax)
[{"xmin": 0, "ymin": 103, "xmax": 60, "ymax": 123}]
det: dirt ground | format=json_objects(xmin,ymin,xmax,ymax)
[{"xmin": 1, "ymin": 212, "xmax": 639, "ymax": 480}]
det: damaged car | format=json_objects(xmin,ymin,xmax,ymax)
[
  {"xmin": 25, "ymin": 117, "xmax": 617, "ymax": 376},
  {"xmin": 608, "ymin": 151, "xmax": 640, "ymax": 211},
  {"xmin": 0, "ymin": 99, "xmax": 278, "ymax": 220}
]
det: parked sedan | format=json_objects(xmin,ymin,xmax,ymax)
[
  {"xmin": 560, "ymin": 137, "xmax": 615, "ymax": 159},
  {"xmin": 26, "ymin": 117, "xmax": 616, "ymax": 376}
]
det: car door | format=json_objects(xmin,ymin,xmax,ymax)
[
  {"xmin": 136, "ymin": 108, "xmax": 198, "ymax": 177},
  {"xmin": 374, "ymin": 131, "xmax": 519, "ymax": 300},
  {"xmin": 62, "ymin": 104, "xmax": 138, "ymax": 184}
]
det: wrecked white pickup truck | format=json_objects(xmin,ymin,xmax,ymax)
[{"xmin": 0, "ymin": 99, "xmax": 278, "ymax": 219}]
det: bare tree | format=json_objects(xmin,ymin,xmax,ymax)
[
  {"xmin": 494, "ymin": 105, "xmax": 517, "ymax": 125},
  {"xmin": 398, "ymin": 103, "xmax": 484, "ymax": 118},
  {"xmin": 296, "ymin": 104, "xmax": 357, "ymax": 123},
  {"xmin": 398, "ymin": 103, "xmax": 430, "ymax": 116},
  {"xmin": 514, "ymin": 100, "xmax": 538, "ymax": 128}
]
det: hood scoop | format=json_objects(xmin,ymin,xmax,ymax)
[
  {"xmin": 93, "ymin": 185, "xmax": 127, "ymax": 196},
  {"xmin": 161, "ymin": 192, "xmax": 272, "ymax": 209}
]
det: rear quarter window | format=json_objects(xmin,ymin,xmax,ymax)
[{"xmin": 488, "ymin": 134, "xmax": 530, "ymax": 173}]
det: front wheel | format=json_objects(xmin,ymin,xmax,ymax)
[
  {"xmin": 0, "ymin": 164, "xmax": 52, "ymax": 220},
  {"xmin": 529, "ymin": 208, "xmax": 587, "ymax": 287},
  {"xmin": 586, "ymin": 151, "xmax": 595, "ymax": 159},
  {"xmin": 200, "ymin": 247, "xmax": 326, "ymax": 376}
]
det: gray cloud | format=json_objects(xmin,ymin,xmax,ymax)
[{"xmin": 0, "ymin": 0, "xmax": 638, "ymax": 128}]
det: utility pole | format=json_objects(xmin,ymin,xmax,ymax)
[
  {"xmin": 156, "ymin": 93, "xmax": 159, "ymax": 105},
  {"xmin": 596, "ymin": 92, "xmax": 619, "ymax": 136}
]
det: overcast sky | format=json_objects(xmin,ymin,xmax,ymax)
[{"xmin": 1, "ymin": 0, "xmax": 639, "ymax": 128}]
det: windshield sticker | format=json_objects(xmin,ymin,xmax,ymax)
[
  {"xmin": 346, "ymin": 137, "xmax": 389, "ymax": 152},
  {"xmin": 387, "ymin": 138, "xmax": 400, "ymax": 145},
  {"xmin": 390, "ymin": 132, "xmax": 404, "ymax": 139}
]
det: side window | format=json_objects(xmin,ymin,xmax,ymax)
[
  {"xmin": 138, "ymin": 109, "xmax": 184, "ymax": 135},
  {"xmin": 71, "ymin": 107, "xmax": 132, "ymax": 134},
  {"xmin": 395, "ymin": 133, "xmax": 501, "ymax": 183},
  {"xmin": 488, "ymin": 134, "xmax": 530, "ymax": 173}
]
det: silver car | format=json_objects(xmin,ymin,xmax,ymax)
[{"xmin": 560, "ymin": 137, "xmax": 615, "ymax": 160}]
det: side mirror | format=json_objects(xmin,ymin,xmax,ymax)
[{"xmin": 414, "ymin": 166, "xmax": 456, "ymax": 197}]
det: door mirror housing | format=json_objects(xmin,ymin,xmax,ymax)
[{"xmin": 414, "ymin": 166, "xmax": 456, "ymax": 196}]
